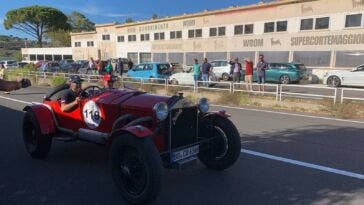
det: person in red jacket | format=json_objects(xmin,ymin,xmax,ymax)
[{"xmin": 244, "ymin": 58, "xmax": 253, "ymax": 91}]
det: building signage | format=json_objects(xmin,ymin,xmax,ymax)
[
  {"xmin": 183, "ymin": 20, "xmax": 195, "ymax": 27},
  {"xmin": 139, "ymin": 23, "xmax": 169, "ymax": 32},
  {"xmin": 243, "ymin": 39, "xmax": 264, "ymax": 47},
  {"xmin": 291, "ymin": 34, "xmax": 364, "ymax": 46},
  {"xmin": 152, "ymin": 43, "xmax": 183, "ymax": 50}
]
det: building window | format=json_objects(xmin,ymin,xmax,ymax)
[
  {"xmin": 264, "ymin": 22, "xmax": 275, "ymax": 33},
  {"xmin": 276, "ymin": 21, "xmax": 287, "ymax": 32},
  {"xmin": 315, "ymin": 17, "xmax": 330, "ymax": 29},
  {"xmin": 102, "ymin": 34, "xmax": 110, "ymax": 40},
  {"xmin": 29, "ymin": 54, "xmax": 36, "ymax": 61},
  {"xmin": 87, "ymin": 41, "xmax": 94, "ymax": 47},
  {"xmin": 154, "ymin": 32, "xmax": 165, "ymax": 40},
  {"xmin": 128, "ymin": 35, "xmax": 136, "ymax": 42},
  {"xmin": 345, "ymin": 14, "xmax": 362, "ymax": 27},
  {"xmin": 300, "ymin": 18, "xmax": 314, "ymax": 30},
  {"xmin": 218, "ymin": 27, "xmax": 226, "ymax": 36},
  {"xmin": 140, "ymin": 34, "xmax": 150, "ymax": 41},
  {"xmin": 209, "ymin": 28, "xmax": 217, "ymax": 37},
  {"xmin": 74, "ymin": 42, "xmax": 81, "ymax": 47},
  {"xmin": 188, "ymin": 29, "xmax": 202, "ymax": 38},
  {"xmin": 170, "ymin": 31, "xmax": 182, "ymax": 39},
  {"xmin": 245, "ymin": 24, "xmax": 254, "ymax": 34},
  {"xmin": 234, "ymin": 25, "xmax": 244, "ymax": 35},
  {"xmin": 117, "ymin": 36, "xmax": 125, "ymax": 42}
]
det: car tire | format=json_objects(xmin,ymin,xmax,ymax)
[
  {"xmin": 222, "ymin": 73, "xmax": 230, "ymax": 81},
  {"xmin": 22, "ymin": 111, "xmax": 52, "ymax": 159},
  {"xmin": 280, "ymin": 75, "xmax": 290, "ymax": 84},
  {"xmin": 327, "ymin": 76, "xmax": 341, "ymax": 87},
  {"xmin": 171, "ymin": 78, "xmax": 178, "ymax": 85},
  {"xmin": 110, "ymin": 134, "xmax": 163, "ymax": 204},
  {"xmin": 198, "ymin": 116, "xmax": 241, "ymax": 171}
]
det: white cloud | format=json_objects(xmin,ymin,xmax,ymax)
[{"xmin": 60, "ymin": 4, "xmax": 136, "ymax": 18}]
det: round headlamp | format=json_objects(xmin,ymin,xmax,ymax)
[
  {"xmin": 198, "ymin": 98, "xmax": 209, "ymax": 113},
  {"xmin": 153, "ymin": 102, "xmax": 168, "ymax": 121}
]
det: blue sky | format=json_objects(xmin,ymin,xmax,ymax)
[{"xmin": 0, "ymin": 0, "xmax": 261, "ymax": 39}]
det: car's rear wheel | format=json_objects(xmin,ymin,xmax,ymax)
[
  {"xmin": 110, "ymin": 134, "xmax": 163, "ymax": 204},
  {"xmin": 280, "ymin": 75, "xmax": 290, "ymax": 84},
  {"xmin": 222, "ymin": 73, "xmax": 230, "ymax": 81},
  {"xmin": 198, "ymin": 116, "xmax": 241, "ymax": 170},
  {"xmin": 22, "ymin": 111, "xmax": 52, "ymax": 159},
  {"xmin": 327, "ymin": 76, "xmax": 341, "ymax": 87}
]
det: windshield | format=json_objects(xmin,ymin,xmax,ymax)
[{"xmin": 7, "ymin": 61, "xmax": 17, "ymax": 65}]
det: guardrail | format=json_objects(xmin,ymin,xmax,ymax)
[
  {"xmin": 341, "ymin": 88, "xmax": 364, "ymax": 103},
  {"xmin": 6, "ymin": 70, "xmax": 364, "ymax": 104}
]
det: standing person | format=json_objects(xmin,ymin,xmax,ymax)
[
  {"xmin": 116, "ymin": 58, "xmax": 124, "ymax": 76},
  {"xmin": 87, "ymin": 57, "xmax": 95, "ymax": 75},
  {"xmin": 244, "ymin": 58, "xmax": 253, "ymax": 91},
  {"xmin": 201, "ymin": 58, "xmax": 212, "ymax": 87},
  {"xmin": 96, "ymin": 60, "xmax": 104, "ymax": 75},
  {"xmin": 256, "ymin": 54, "xmax": 268, "ymax": 92},
  {"xmin": 127, "ymin": 58, "xmax": 134, "ymax": 70},
  {"xmin": 105, "ymin": 60, "xmax": 113, "ymax": 74},
  {"xmin": 229, "ymin": 58, "xmax": 242, "ymax": 83},
  {"xmin": 192, "ymin": 59, "xmax": 201, "ymax": 84},
  {"xmin": 0, "ymin": 63, "xmax": 4, "ymax": 80}
]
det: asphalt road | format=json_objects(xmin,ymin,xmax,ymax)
[{"xmin": 1, "ymin": 86, "xmax": 364, "ymax": 205}]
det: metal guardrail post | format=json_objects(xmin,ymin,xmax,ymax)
[
  {"xmin": 231, "ymin": 82, "xmax": 234, "ymax": 94},
  {"xmin": 276, "ymin": 85, "xmax": 279, "ymax": 101},
  {"xmin": 43, "ymin": 72, "xmax": 46, "ymax": 79},
  {"xmin": 279, "ymin": 84, "xmax": 283, "ymax": 101},
  {"xmin": 340, "ymin": 89, "xmax": 344, "ymax": 104},
  {"xmin": 333, "ymin": 88, "xmax": 337, "ymax": 104},
  {"xmin": 141, "ymin": 78, "xmax": 144, "ymax": 89}
]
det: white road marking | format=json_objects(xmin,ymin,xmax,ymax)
[
  {"xmin": 213, "ymin": 104, "xmax": 364, "ymax": 124},
  {"xmin": 241, "ymin": 148, "xmax": 364, "ymax": 180},
  {"xmin": 0, "ymin": 95, "xmax": 31, "ymax": 105}
]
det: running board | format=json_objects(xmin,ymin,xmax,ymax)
[{"xmin": 78, "ymin": 128, "xmax": 109, "ymax": 145}]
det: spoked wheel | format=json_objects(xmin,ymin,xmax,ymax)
[
  {"xmin": 22, "ymin": 111, "xmax": 52, "ymax": 159},
  {"xmin": 327, "ymin": 76, "xmax": 341, "ymax": 87},
  {"xmin": 198, "ymin": 116, "xmax": 241, "ymax": 170},
  {"xmin": 110, "ymin": 134, "xmax": 163, "ymax": 204},
  {"xmin": 280, "ymin": 75, "xmax": 290, "ymax": 84}
]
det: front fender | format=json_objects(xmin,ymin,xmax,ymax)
[
  {"xmin": 23, "ymin": 104, "xmax": 56, "ymax": 135},
  {"xmin": 112, "ymin": 125, "xmax": 153, "ymax": 139}
]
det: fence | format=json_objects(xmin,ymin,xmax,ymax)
[{"xmin": 5, "ymin": 70, "xmax": 364, "ymax": 104}]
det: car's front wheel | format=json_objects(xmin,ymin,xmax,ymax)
[
  {"xmin": 110, "ymin": 134, "xmax": 163, "ymax": 204},
  {"xmin": 22, "ymin": 111, "xmax": 52, "ymax": 159},
  {"xmin": 222, "ymin": 73, "xmax": 230, "ymax": 81},
  {"xmin": 280, "ymin": 75, "xmax": 291, "ymax": 84},
  {"xmin": 198, "ymin": 116, "xmax": 241, "ymax": 170},
  {"xmin": 327, "ymin": 76, "xmax": 341, "ymax": 87}
]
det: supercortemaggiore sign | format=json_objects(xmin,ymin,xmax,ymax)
[{"xmin": 291, "ymin": 34, "xmax": 364, "ymax": 46}]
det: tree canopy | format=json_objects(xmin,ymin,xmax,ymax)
[
  {"xmin": 68, "ymin": 11, "xmax": 95, "ymax": 32},
  {"xmin": 4, "ymin": 6, "xmax": 69, "ymax": 47}
]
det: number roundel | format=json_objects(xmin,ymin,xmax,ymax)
[{"xmin": 82, "ymin": 100, "xmax": 102, "ymax": 129}]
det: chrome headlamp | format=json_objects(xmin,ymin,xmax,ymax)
[
  {"xmin": 198, "ymin": 98, "xmax": 209, "ymax": 113},
  {"xmin": 153, "ymin": 102, "xmax": 168, "ymax": 121}
]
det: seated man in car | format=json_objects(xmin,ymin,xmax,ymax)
[{"xmin": 60, "ymin": 75, "xmax": 83, "ymax": 112}]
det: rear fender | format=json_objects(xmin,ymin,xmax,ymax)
[{"xmin": 23, "ymin": 104, "xmax": 56, "ymax": 135}]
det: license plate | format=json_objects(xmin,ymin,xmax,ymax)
[{"xmin": 171, "ymin": 145, "xmax": 199, "ymax": 163}]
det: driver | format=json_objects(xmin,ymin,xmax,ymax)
[{"xmin": 60, "ymin": 75, "xmax": 83, "ymax": 112}]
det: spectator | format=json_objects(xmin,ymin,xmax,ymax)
[
  {"xmin": 256, "ymin": 54, "xmax": 268, "ymax": 92},
  {"xmin": 201, "ymin": 58, "xmax": 212, "ymax": 87},
  {"xmin": 192, "ymin": 59, "xmax": 201, "ymax": 84},
  {"xmin": 87, "ymin": 57, "xmax": 95, "ymax": 75},
  {"xmin": 105, "ymin": 60, "xmax": 113, "ymax": 74},
  {"xmin": 96, "ymin": 60, "xmax": 104, "ymax": 75},
  {"xmin": 116, "ymin": 58, "xmax": 124, "ymax": 76},
  {"xmin": 229, "ymin": 58, "xmax": 242, "ymax": 83},
  {"xmin": 127, "ymin": 58, "xmax": 134, "ymax": 70},
  {"xmin": 244, "ymin": 58, "xmax": 253, "ymax": 91},
  {"xmin": 0, "ymin": 64, "xmax": 4, "ymax": 79}
]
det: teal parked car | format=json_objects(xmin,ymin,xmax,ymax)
[
  {"xmin": 127, "ymin": 62, "xmax": 171, "ymax": 79},
  {"xmin": 241, "ymin": 63, "xmax": 308, "ymax": 84}
]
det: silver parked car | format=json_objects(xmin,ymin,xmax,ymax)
[
  {"xmin": 210, "ymin": 60, "xmax": 231, "ymax": 81},
  {"xmin": 324, "ymin": 64, "xmax": 364, "ymax": 87}
]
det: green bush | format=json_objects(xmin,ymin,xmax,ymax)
[{"xmin": 51, "ymin": 76, "xmax": 67, "ymax": 87}]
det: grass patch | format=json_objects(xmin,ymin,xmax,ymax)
[{"xmin": 51, "ymin": 76, "xmax": 67, "ymax": 87}]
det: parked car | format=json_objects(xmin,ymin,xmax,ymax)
[
  {"xmin": 39, "ymin": 61, "xmax": 61, "ymax": 72},
  {"xmin": 210, "ymin": 60, "xmax": 231, "ymax": 81},
  {"xmin": 22, "ymin": 83, "xmax": 241, "ymax": 204},
  {"xmin": 0, "ymin": 60, "xmax": 19, "ymax": 69},
  {"xmin": 323, "ymin": 64, "xmax": 364, "ymax": 87},
  {"xmin": 59, "ymin": 59, "xmax": 75, "ymax": 66},
  {"xmin": 241, "ymin": 63, "xmax": 308, "ymax": 84},
  {"xmin": 126, "ymin": 62, "xmax": 171, "ymax": 79},
  {"xmin": 168, "ymin": 70, "xmax": 217, "ymax": 86},
  {"xmin": 18, "ymin": 62, "xmax": 29, "ymax": 68}
]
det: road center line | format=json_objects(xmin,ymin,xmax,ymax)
[
  {"xmin": 0, "ymin": 95, "xmax": 32, "ymax": 105},
  {"xmin": 241, "ymin": 148, "xmax": 364, "ymax": 180},
  {"xmin": 213, "ymin": 104, "xmax": 364, "ymax": 124}
]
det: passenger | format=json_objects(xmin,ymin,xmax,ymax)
[
  {"xmin": 60, "ymin": 75, "xmax": 83, "ymax": 112},
  {"xmin": 192, "ymin": 59, "xmax": 201, "ymax": 83},
  {"xmin": 244, "ymin": 58, "xmax": 253, "ymax": 91},
  {"xmin": 256, "ymin": 54, "xmax": 268, "ymax": 92}
]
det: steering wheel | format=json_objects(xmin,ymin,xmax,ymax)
[{"xmin": 82, "ymin": 85, "xmax": 102, "ymax": 98}]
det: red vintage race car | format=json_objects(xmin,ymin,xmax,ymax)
[{"xmin": 22, "ymin": 83, "xmax": 241, "ymax": 204}]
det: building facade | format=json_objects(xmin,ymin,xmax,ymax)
[{"xmin": 23, "ymin": 0, "xmax": 364, "ymax": 77}]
